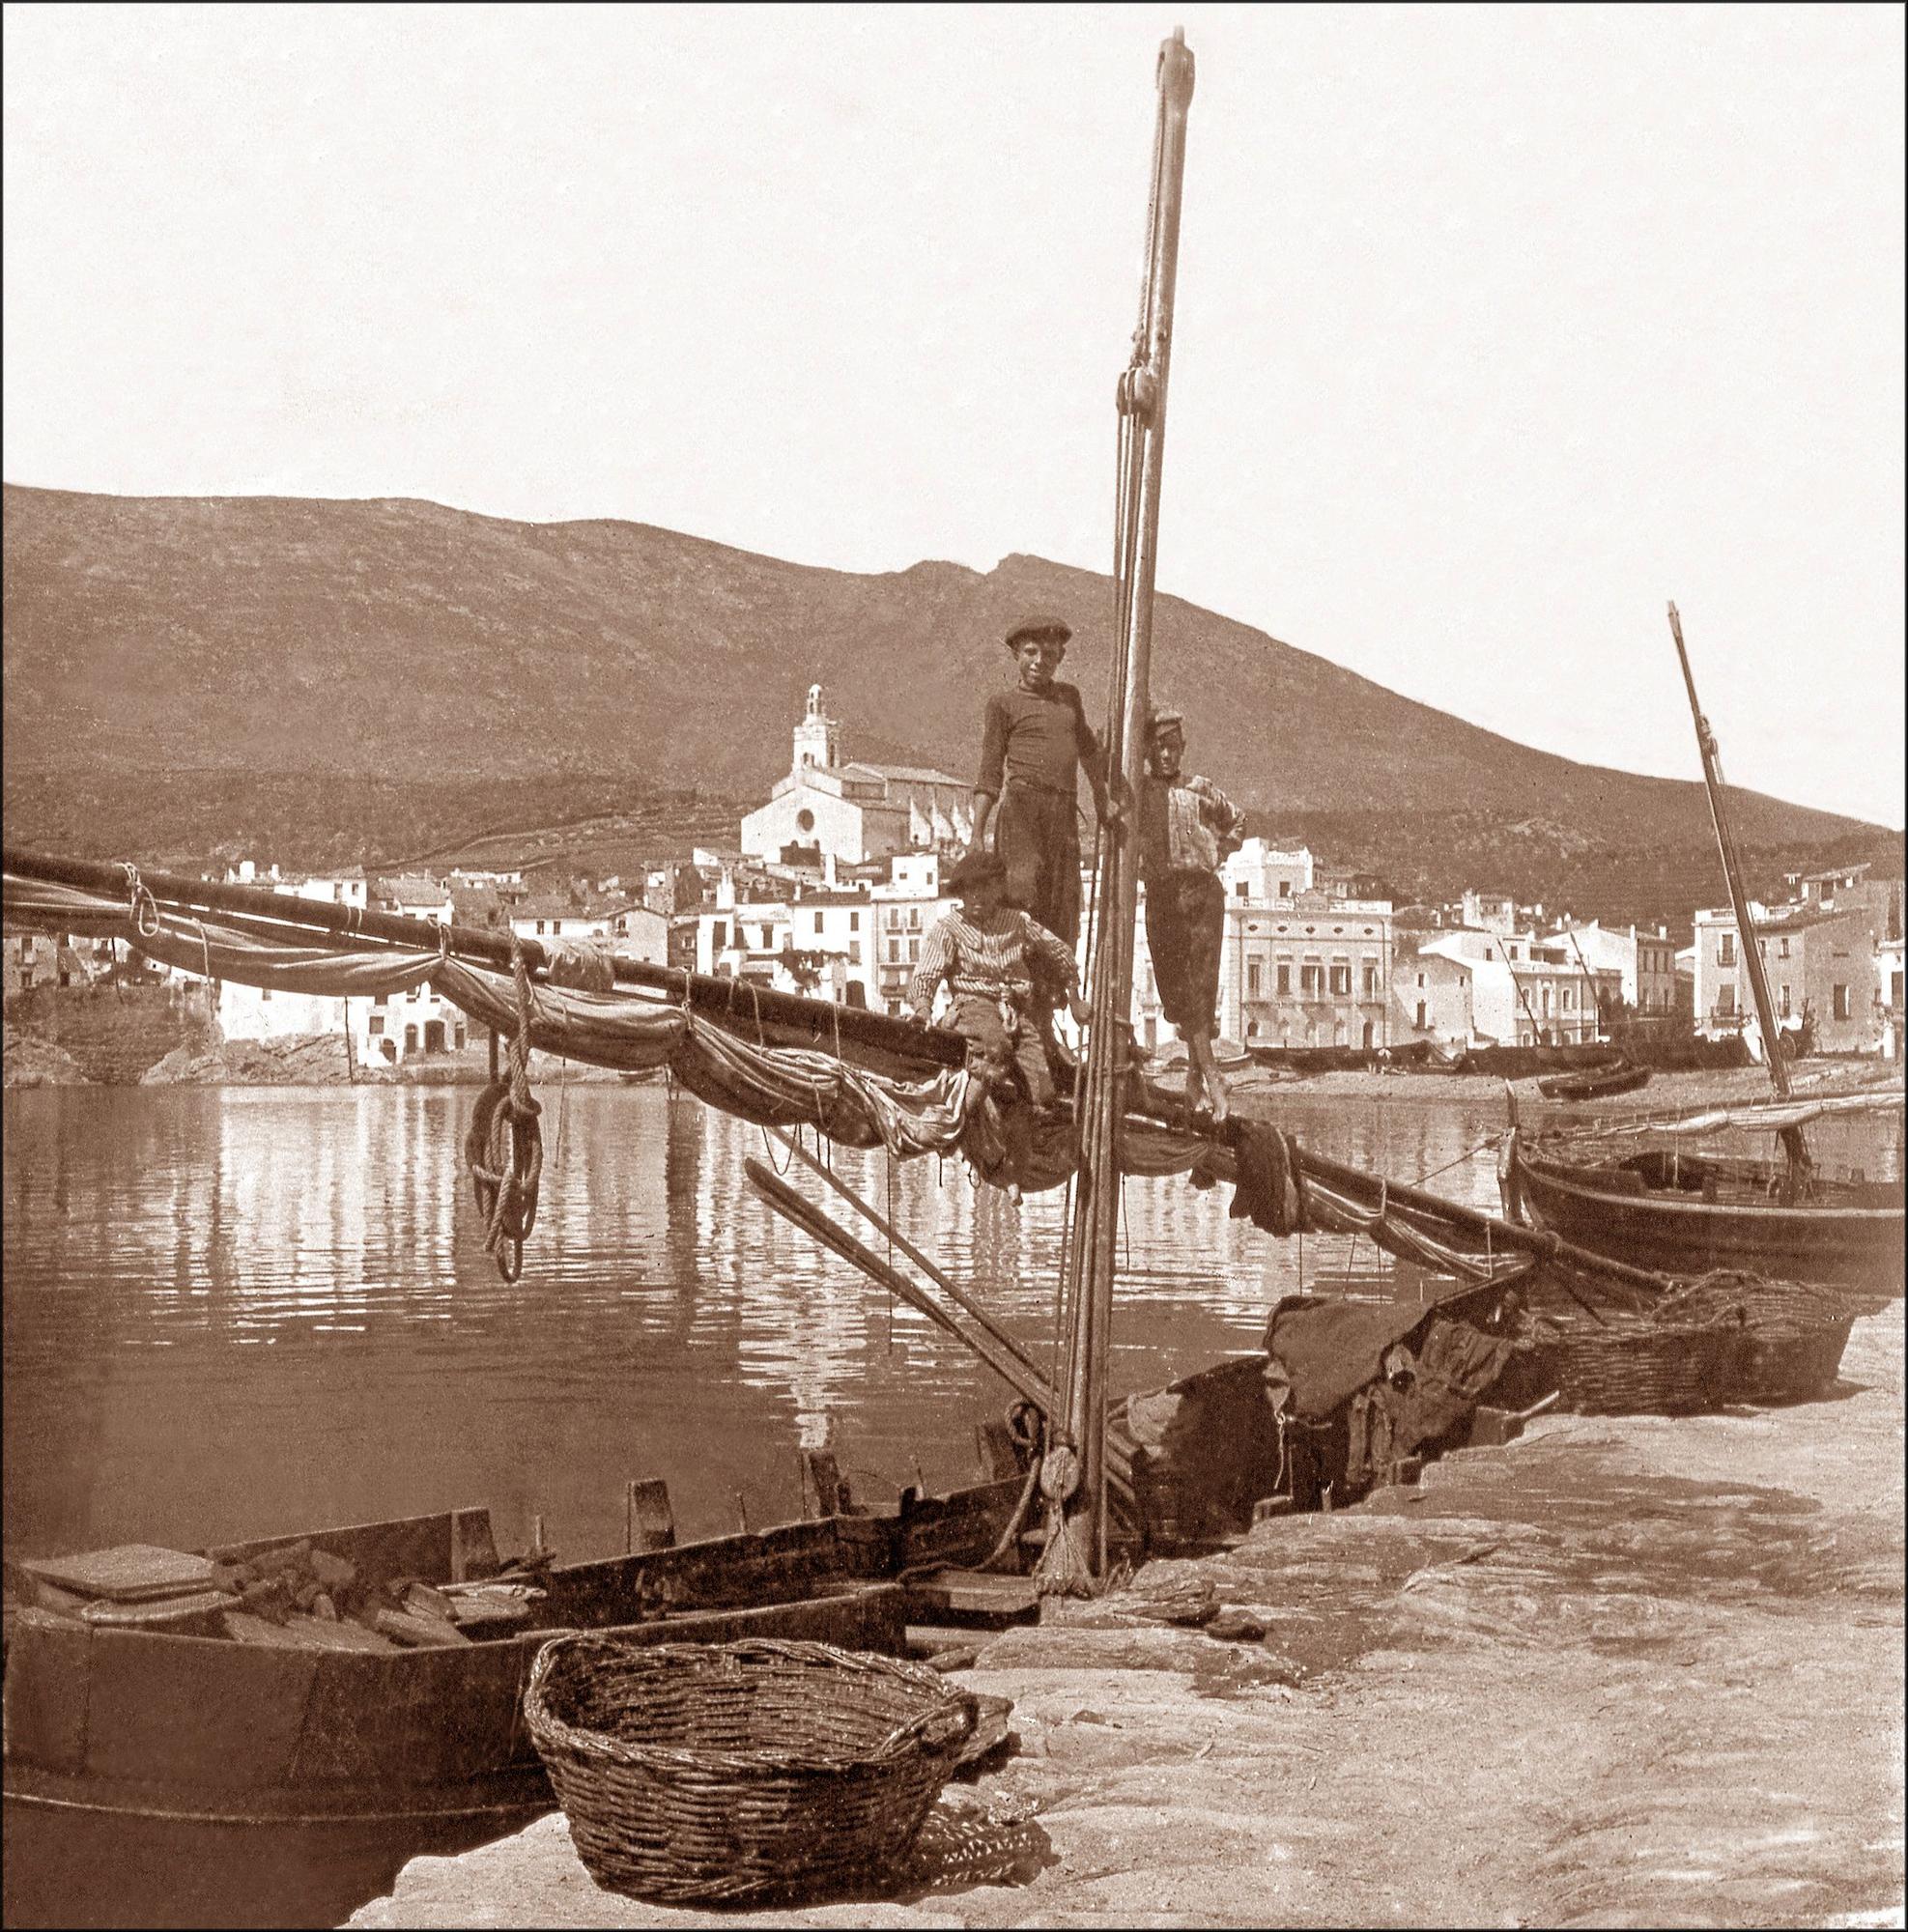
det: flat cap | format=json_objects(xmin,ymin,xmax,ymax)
[
  {"xmin": 945, "ymin": 848, "xmax": 1008, "ymax": 890},
  {"xmin": 1003, "ymin": 612, "xmax": 1072, "ymax": 649}
]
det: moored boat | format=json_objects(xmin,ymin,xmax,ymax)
[
  {"xmin": 2, "ymin": 1482, "xmax": 1027, "ymax": 1928},
  {"xmin": 1535, "ymin": 1061, "xmax": 1652, "ymax": 1102},
  {"xmin": 1500, "ymin": 1123, "xmax": 1904, "ymax": 1292}
]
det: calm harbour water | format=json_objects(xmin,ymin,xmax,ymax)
[{"xmin": 3, "ymin": 1083, "xmax": 1514, "ymax": 1565}]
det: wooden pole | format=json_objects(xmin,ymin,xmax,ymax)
[
  {"xmin": 1561, "ymin": 926, "xmax": 1603, "ymax": 1043},
  {"xmin": 762, "ymin": 1125, "xmax": 1048, "ymax": 1389},
  {"xmin": 1666, "ymin": 605, "xmax": 1808, "ymax": 1177},
  {"xmin": 1505, "ymin": 949, "xmax": 1546, "ymax": 1047},
  {"xmin": 1045, "ymin": 28, "xmax": 1196, "ymax": 1590},
  {"xmin": 741, "ymin": 1158, "xmax": 1137, "ymax": 1511},
  {"xmin": 1666, "ymin": 606, "xmax": 1791, "ymax": 1096}
]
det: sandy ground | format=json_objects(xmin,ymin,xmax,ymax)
[
  {"xmin": 1238, "ymin": 1062, "xmax": 1900, "ymax": 1108},
  {"xmin": 348, "ymin": 1303, "xmax": 1904, "ymax": 1931}
]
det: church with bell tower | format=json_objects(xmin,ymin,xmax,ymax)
[{"xmin": 739, "ymin": 684, "xmax": 972, "ymax": 867}]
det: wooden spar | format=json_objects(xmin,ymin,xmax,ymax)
[
  {"xmin": 1, "ymin": 843, "xmax": 961, "ymax": 1076},
  {"xmin": 1666, "ymin": 606, "xmax": 1809, "ymax": 1170},
  {"xmin": 1505, "ymin": 948, "xmax": 1547, "ymax": 1045},
  {"xmin": 1046, "ymin": 28, "xmax": 1196, "ymax": 1589},
  {"xmin": 740, "ymin": 1158, "xmax": 1137, "ymax": 1512},
  {"xmin": 1561, "ymin": 925, "xmax": 1605, "ymax": 1038},
  {"xmin": 745, "ymin": 1155, "xmax": 1044, "ymax": 1401},
  {"xmin": 761, "ymin": 1126, "xmax": 1047, "ymax": 1390},
  {"xmin": 1295, "ymin": 1142, "xmax": 1667, "ymax": 1294}
]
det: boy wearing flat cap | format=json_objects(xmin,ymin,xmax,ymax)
[
  {"xmin": 970, "ymin": 613, "xmax": 1113, "ymax": 953},
  {"xmin": 908, "ymin": 848, "xmax": 1090, "ymax": 1175},
  {"xmin": 1139, "ymin": 706, "xmax": 1245, "ymax": 1122}
]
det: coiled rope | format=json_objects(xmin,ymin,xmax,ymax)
[{"xmin": 464, "ymin": 939, "xmax": 543, "ymax": 1283}]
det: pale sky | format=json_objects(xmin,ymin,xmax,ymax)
[{"xmin": 5, "ymin": 3, "xmax": 1903, "ymax": 827}]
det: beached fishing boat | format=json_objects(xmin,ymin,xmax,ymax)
[
  {"xmin": 1501, "ymin": 1106, "xmax": 1904, "ymax": 1292},
  {"xmin": 1500, "ymin": 608, "xmax": 1905, "ymax": 1294},
  {"xmin": 1535, "ymin": 1061, "xmax": 1651, "ymax": 1102},
  {"xmin": 1, "ymin": 1482, "xmax": 1028, "ymax": 1926}
]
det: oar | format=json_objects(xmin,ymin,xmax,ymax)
[
  {"xmin": 761, "ymin": 1125, "xmax": 1046, "ymax": 1389},
  {"xmin": 742, "ymin": 1158, "xmax": 1136, "ymax": 1511}
]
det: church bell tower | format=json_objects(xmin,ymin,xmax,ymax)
[{"xmin": 791, "ymin": 683, "xmax": 839, "ymax": 774}]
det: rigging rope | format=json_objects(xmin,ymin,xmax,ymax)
[{"xmin": 463, "ymin": 938, "xmax": 544, "ymax": 1284}]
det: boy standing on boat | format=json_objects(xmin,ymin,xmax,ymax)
[
  {"xmin": 970, "ymin": 613, "xmax": 1114, "ymax": 952},
  {"xmin": 907, "ymin": 848, "xmax": 1090, "ymax": 1175},
  {"xmin": 1138, "ymin": 705, "xmax": 1245, "ymax": 1122}
]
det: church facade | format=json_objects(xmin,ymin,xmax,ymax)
[{"xmin": 740, "ymin": 686, "xmax": 972, "ymax": 867}]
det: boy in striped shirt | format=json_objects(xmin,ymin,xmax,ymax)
[{"xmin": 907, "ymin": 849, "xmax": 1090, "ymax": 1168}]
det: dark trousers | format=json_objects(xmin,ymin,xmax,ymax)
[
  {"xmin": 994, "ymin": 781, "xmax": 1081, "ymax": 949},
  {"xmin": 1145, "ymin": 868, "xmax": 1225, "ymax": 1033}
]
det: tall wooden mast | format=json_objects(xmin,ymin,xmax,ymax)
[
  {"xmin": 1039, "ymin": 28, "xmax": 1195, "ymax": 1591},
  {"xmin": 1667, "ymin": 603, "xmax": 1810, "ymax": 1171}
]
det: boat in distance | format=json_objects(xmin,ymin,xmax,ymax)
[{"xmin": 1534, "ymin": 1061, "xmax": 1652, "ymax": 1102}]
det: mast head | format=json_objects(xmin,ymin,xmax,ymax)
[{"xmin": 1158, "ymin": 27, "xmax": 1195, "ymax": 104}]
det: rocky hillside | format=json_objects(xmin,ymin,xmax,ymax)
[{"xmin": 3, "ymin": 486, "xmax": 1896, "ymax": 915}]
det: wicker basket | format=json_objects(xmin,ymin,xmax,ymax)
[
  {"xmin": 1523, "ymin": 1268, "xmax": 1857, "ymax": 1414},
  {"xmin": 524, "ymin": 1635, "xmax": 978, "ymax": 1905}
]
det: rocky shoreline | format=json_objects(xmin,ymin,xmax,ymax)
[{"xmin": 1, "ymin": 1030, "xmax": 638, "ymax": 1090}]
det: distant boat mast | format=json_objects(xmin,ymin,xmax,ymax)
[{"xmin": 1667, "ymin": 602, "xmax": 1810, "ymax": 1172}]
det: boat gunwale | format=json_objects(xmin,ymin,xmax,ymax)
[{"xmin": 1511, "ymin": 1136, "xmax": 1905, "ymax": 1229}]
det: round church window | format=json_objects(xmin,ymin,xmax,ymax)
[{"xmin": 797, "ymin": 809, "xmax": 815, "ymax": 833}]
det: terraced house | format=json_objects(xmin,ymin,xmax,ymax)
[{"xmin": 1694, "ymin": 890, "xmax": 1887, "ymax": 1054}]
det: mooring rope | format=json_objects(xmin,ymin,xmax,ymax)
[{"xmin": 463, "ymin": 938, "xmax": 544, "ymax": 1283}]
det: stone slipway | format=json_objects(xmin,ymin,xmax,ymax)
[{"xmin": 349, "ymin": 1305, "xmax": 1904, "ymax": 1930}]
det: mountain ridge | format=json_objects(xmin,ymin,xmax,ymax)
[{"xmin": 3, "ymin": 485, "xmax": 1897, "ymax": 925}]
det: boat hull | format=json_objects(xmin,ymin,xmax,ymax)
[
  {"xmin": 1535, "ymin": 1063, "xmax": 1651, "ymax": 1101},
  {"xmin": 1501, "ymin": 1132, "xmax": 1904, "ymax": 1293},
  {"xmin": 2, "ymin": 1485, "xmax": 1022, "ymax": 1927}
]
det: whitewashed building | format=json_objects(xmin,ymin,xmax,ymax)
[
  {"xmin": 1548, "ymin": 920, "xmax": 1681, "ymax": 1018},
  {"xmin": 1694, "ymin": 894, "xmax": 1887, "ymax": 1055},
  {"xmin": 1393, "ymin": 927, "xmax": 1619, "ymax": 1048},
  {"xmin": 1218, "ymin": 839, "xmax": 1315, "ymax": 909},
  {"xmin": 1213, "ymin": 895, "xmax": 1395, "ymax": 1052},
  {"xmin": 212, "ymin": 870, "xmax": 468, "ymax": 1064},
  {"xmin": 740, "ymin": 686, "xmax": 971, "ymax": 867}
]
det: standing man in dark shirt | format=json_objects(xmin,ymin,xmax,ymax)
[{"xmin": 971, "ymin": 613, "xmax": 1113, "ymax": 952}]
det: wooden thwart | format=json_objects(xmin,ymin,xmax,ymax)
[{"xmin": 623, "ymin": 1479, "xmax": 676, "ymax": 1553}]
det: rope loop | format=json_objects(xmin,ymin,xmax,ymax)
[
  {"xmin": 122, "ymin": 863, "xmax": 161, "ymax": 940},
  {"xmin": 464, "ymin": 937, "xmax": 544, "ymax": 1283}
]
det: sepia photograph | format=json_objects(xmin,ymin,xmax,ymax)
[{"xmin": 3, "ymin": 5, "xmax": 1902, "ymax": 1927}]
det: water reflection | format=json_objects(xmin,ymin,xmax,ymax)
[{"xmin": 5, "ymin": 1084, "xmax": 1521, "ymax": 1563}]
